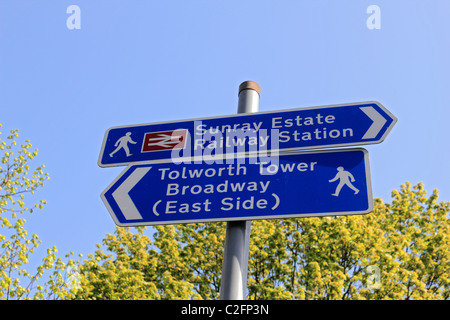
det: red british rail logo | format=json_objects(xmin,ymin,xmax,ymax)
[{"xmin": 141, "ymin": 129, "xmax": 188, "ymax": 152}]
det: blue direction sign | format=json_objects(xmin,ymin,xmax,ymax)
[
  {"xmin": 98, "ymin": 101, "xmax": 396, "ymax": 167},
  {"xmin": 101, "ymin": 148, "xmax": 372, "ymax": 227}
]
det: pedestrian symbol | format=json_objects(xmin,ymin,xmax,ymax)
[
  {"xmin": 329, "ymin": 166, "xmax": 360, "ymax": 196},
  {"xmin": 109, "ymin": 132, "xmax": 137, "ymax": 157}
]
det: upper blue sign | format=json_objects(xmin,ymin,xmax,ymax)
[
  {"xmin": 101, "ymin": 148, "xmax": 372, "ymax": 227},
  {"xmin": 98, "ymin": 101, "xmax": 396, "ymax": 167}
]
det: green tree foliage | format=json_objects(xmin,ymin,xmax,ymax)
[
  {"xmin": 6, "ymin": 123, "xmax": 447, "ymax": 300},
  {"xmin": 247, "ymin": 182, "xmax": 450, "ymax": 299},
  {"xmin": 77, "ymin": 182, "xmax": 450, "ymax": 300},
  {"xmin": 74, "ymin": 224, "xmax": 224, "ymax": 299},
  {"xmin": 0, "ymin": 126, "xmax": 77, "ymax": 299}
]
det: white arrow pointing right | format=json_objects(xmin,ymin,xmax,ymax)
[
  {"xmin": 360, "ymin": 106, "xmax": 387, "ymax": 140},
  {"xmin": 111, "ymin": 167, "xmax": 151, "ymax": 220}
]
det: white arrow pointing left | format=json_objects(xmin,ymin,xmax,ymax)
[{"xmin": 111, "ymin": 167, "xmax": 151, "ymax": 220}]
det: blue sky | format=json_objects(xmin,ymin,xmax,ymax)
[{"xmin": 1, "ymin": 1, "xmax": 449, "ymax": 261}]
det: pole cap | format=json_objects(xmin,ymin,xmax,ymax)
[{"xmin": 238, "ymin": 81, "xmax": 261, "ymax": 96}]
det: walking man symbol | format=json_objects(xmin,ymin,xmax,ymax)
[
  {"xmin": 109, "ymin": 132, "xmax": 137, "ymax": 157},
  {"xmin": 329, "ymin": 166, "xmax": 359, "ymax": 196}
]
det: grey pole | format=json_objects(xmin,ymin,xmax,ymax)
[{"xmin": 219, "ymin": 81, "xmax": 260, "ymax": 300}]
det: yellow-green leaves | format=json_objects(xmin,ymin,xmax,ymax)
[
  {"xmin": 74, "ymin": 226, "xmax": 199, "ymax": 300},
  {"xmin": 3, "ymin": 126, "xmax": 448, "ymax": 300},
  {"xmin": 78, "ymin": 182, "xmax": 449, "ymax": 300},
  {"xmin": 0, "ymin": 125, "xmax": 77, "ymax": 300},
  {"xmin": 0, "ymin": 128, "xmax": 49, "ymax": 217}
]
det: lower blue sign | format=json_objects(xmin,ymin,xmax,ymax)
[{"xmin": 101, "ymin": 148, "xmax": 373, "ymax": 226}]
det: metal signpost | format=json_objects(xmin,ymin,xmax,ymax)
[{"xmin": 98, "ymin": 80, "xmax": 396, "ymax": 300}]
